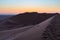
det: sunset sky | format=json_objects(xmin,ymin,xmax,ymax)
[{"xmin": 0, "ymin": 0, "xmax": 60, "ymax": 14}]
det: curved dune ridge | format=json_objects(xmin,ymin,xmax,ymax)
[
  {"xmin": 0, "ymin": 12, "xmax": 56, "ymax": 31},
  {"xmin": 0, "ymin": 15, "xmax": 55, "ymax": 40},
  {"xmin": 0, "ymin": 12, "xmax": 59, "ymax": 40}
]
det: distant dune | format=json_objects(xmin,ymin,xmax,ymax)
[
  {"xmin": 0, "ymin": 15, "xmax": 14, "ymax": 22},
  {"xmin": 0, "ymin": 12, "xmax": 56, "ymax": 31}
]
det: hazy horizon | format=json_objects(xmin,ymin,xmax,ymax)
[{"xmin": 0, "ymin": 0, "xmax": 60, "ymax": 14}]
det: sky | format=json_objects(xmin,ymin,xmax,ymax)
[{"xmin": 0, "ymin": 0, "xmax": 60, "ymax": 14}]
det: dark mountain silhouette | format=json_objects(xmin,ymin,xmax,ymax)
[{"xmin": 0, "ymin": 12, "xmax": 56, "ymax": 30}]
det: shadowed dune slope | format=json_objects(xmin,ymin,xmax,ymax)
[
  {"xmin": 0, "ymin": 15, "xmax": 55, "ymax": 40},
  {"xmin": 41, "ymin": 14, "xmax": 60, "ymax": 40},
  {"xmin": 0, "ymin": 12, "xmax": 56, "ymax": 31}
]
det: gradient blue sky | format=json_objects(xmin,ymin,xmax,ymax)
[{"xmin": 0, "ymin": 0, "xmax": 60, "ymax": 14}]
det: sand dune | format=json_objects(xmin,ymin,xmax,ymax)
[{"xmin": 0, "ymin": 15, "xmax": 55, "ymax": 40}]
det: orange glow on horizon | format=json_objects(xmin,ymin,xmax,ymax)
[{"xmin": 0, "ymin": 7, "xmax": 60, "ymax": 14}]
